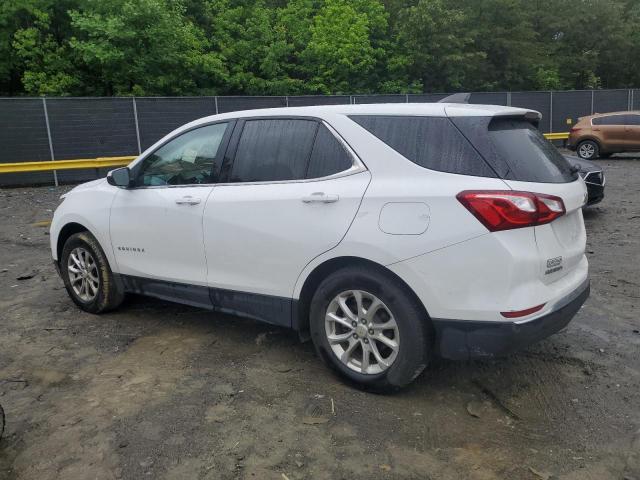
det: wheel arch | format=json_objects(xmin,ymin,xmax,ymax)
[
  {"xmin": 577, "ymin": 137, "xmax": 602, "ymax": 149},
  {"xmin": 293, "ymin": 256, "xmax": 431, "ymax": 341},
  {"xmin": 56, "ymin": 222, "xmax": 91, "ymax": 264}
]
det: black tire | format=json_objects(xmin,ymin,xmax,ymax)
[
  {"xmin": 309, "ymin": 266, "xmax": 431, "ymax": 391},
  {"xmin": 577, "ymin": 140, "xmax": 599, "ymax": 160},
  {"xmin": 60, "ymin": 231, "xmax": 125, "ymax": 314}
]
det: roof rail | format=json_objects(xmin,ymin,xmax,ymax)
[{"xmin": 437, "ymin": 93, "xmax": 471, "ymax": 104}]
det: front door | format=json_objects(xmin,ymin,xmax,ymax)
[
  {"xmin": 203, "ymin": 118, "xmax": 370, "ymax": 326},
  {"xmin": 110, "ymin": 122, "xmax": 232, "ymax": 303},
  {"xmin": 625, "ymin": 114, "xmax": 640, "ymax": 150}
]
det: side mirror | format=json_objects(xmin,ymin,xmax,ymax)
[{"xmin": 107, "ymin": 167, "xmax": 132, "ymax": 188}]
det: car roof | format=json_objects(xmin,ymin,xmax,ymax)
[
  {"xmin": 590, "ymin": 110, "xmax": 640, "ymax": 118},
  {"xmin": 134, "ymin": 102, "xmax": 540, "ymax": 164},
  {"xmin": 186, "ymin": 102, "xmax": 538, "ymax": 125}
]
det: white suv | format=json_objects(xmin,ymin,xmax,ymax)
[{"xmin": 51, "ymin": 103, "xmax": 590, "ymax": 390}]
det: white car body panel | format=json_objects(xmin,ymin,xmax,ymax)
[
  {"xmin": 109, "ymin": 185, "xmax": 215, "ymax": 285},
  {"xmin": 50, "ymin": 179, "xmax": 116, "ymax": 266},
  {"xmin": 203, "ymin": 171, "xmax": 371, "ymax": 297},
  {"xmin": 50, "ymin": 102, "xmax": 589, "ymax": 354}
]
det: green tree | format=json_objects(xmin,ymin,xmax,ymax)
[
  {"xmin": 396, "ymin": 0, "xmax": 481, "ymax": 92},
  {"xmin": 300, "ymin": 0, "xmax": 381, "ymax": 93},
  {"xmin": 67, "ymin": 0, "xmax": 226, "ymax": 95}
]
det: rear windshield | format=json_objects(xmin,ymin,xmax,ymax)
[{"xmin": 450, "ymin": 116, "xmax": 577, "ymax": 183}]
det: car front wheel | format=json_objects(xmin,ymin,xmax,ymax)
[
  {"xmin": 61, "ymin": 231, "xmax": 124, "ymax": 313},
  {"xmin": 577, "ymin": 140, "xmax": 599, "ymax": 160},
  {"xmin": 309, "ymin": 266, "xmax": 431, "ymax": 391}
]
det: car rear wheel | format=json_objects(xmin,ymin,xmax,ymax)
[
  {"xmin": 577, "ymin": 140, "xmax": 599, "ymax": 160},
  {"xmin": 309, "ymin": 266, "xmax": 431, "ymax": 391},
  {"xmin": 61, "ymin": 231, "xmax": 125, "ymax": 313}
]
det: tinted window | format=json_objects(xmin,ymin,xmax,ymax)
[
  {"xmin": 306, "ymin": 124, "xmax": 353, "ymax": 178},
  {"xmin": 136, "ymin": 123, "xmax": 228, "ymax": 186},
  {"xmin": 592, "ymin": 115, "xmax": 627, "ymax": 126},
  {"xmin": 451, "ymin": 116, "xmax": 576, "ymax": 183},
  {"xmin": 230, "ymin": 119, "xmax": 317, "ymax": 182},
  {"xmin": 349, "ymin": 115, "xmax": 496, "ymax": 178},
  {"xmin": 627, "ymin": 115, "xmax": 640, "ymax": 126}
]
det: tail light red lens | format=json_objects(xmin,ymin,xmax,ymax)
[
  {"xmin": 501, "ymin": 303, "xmax": 545, "ymax": 318},
  {"xmin": 456, "ymin": 190, "xmax": 565, "ymax": 232}
]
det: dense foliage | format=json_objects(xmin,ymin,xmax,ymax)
[{"xmin": 2, "ymin": 0, "xmax": 639, "ymax": 96}]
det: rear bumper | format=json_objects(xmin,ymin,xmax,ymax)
[{"xmin": 432, "ymin": 277, "xmax": 590, "ymax": 360}]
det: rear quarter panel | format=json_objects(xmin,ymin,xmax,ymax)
[{"xmin": 293, "ymin": 113, "xmax": 511, "ymax": 298}]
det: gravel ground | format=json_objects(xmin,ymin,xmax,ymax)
[{"xmin": 0, "ymin": 157, "xmax": 639, "ymax": 480}]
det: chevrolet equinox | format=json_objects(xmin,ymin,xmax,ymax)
[{"xmin": 51, "ymin": 104, "xmax": 590, "ymax": 390}]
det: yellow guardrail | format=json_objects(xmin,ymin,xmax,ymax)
[
  {"xmin": 0, "ymin": 132, "xmax": 570, "ymax": 174},
  {"xmin": 544, "ymin": 132, "xmax": 570, "ymax": 140},
  {"xmin": 0, "ymin": 156, "xmax": 135, "ymax": 174}
]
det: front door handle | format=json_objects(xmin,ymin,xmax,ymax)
[
  {"xmin": 175, "ymin": 195, "xmax": 201, "ymax": 205},
  {"xmin": 301, "ymin": 192, "xmax": 339, "ymax": 204}
]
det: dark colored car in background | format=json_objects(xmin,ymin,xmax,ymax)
[
  {"xmin": 568, "ymin": 111, "xmax": 640, "ymax": 159},
  {"xmin": 564, "ymin": 155, "xmax": 605, "ymax": 205}
]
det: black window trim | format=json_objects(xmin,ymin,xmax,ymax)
[
  {"xmin": 127, "ymin": 119, "xmax": 237, "ymax": 190},
  {"xmin": 218, "ymin": 115, "xmax": 366, "ymax": 186}
]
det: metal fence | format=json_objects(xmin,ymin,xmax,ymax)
[{"xmin": 1, "ymin": 89, "xmax": 638, "ymax": 186}]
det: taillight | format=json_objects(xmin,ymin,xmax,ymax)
[
  {"xmin": 570, "ymin": 127, "xmax": 582, "ymax": 133},
  {"xmin": 456, "ymin": 190, "xmax": 565, "ymax": 232}
]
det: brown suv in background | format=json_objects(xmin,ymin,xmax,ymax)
[{"xmin": 567, "ymin": 111, "xmax": 640, "ymax": 159}]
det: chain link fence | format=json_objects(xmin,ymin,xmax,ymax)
[{"xmin": 1, "ymin": 89, "xmax": 637, "ymax": 186}]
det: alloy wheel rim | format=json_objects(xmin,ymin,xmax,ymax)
[
  {"xmin": 324, "ymin": 290, "xmax": 400, "ymax": 375},
  {"xmin": 67, "ymin": 247, "xmax": 100, "ymax": 302},
  {"xmin": 579, "ymin": 143, "xmax": 595, "ymax": 158}
]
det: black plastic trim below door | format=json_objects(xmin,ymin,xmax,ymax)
[{"xmin": 119, "ymin": 274, "xmax": 292, "ymax": 328}]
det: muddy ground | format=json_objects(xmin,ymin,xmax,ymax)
[{"xmin": 0, "ymin": 158, "xmax": 639, "ymax": 480}]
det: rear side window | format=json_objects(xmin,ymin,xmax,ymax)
[
  {"xmin": 350, "ymin": 115, "xmax": 496, "ymax": 178},
  {"xmin": 451, "ymin": 117, "xmax": 577, "ymax": 183},
  {"xmin": 592, "ymin": 115, "xmax": 627, "ymax": 126},
  {"xmin": 306, "ymin": 124, "xmax": 353, "ymax": 178},
  {"xmin": 230, "ymin": 119, "xmax": 317, "ymax": 182}
]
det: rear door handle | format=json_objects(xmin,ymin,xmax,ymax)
[
  {"xmin": 175, "ymin": 195, "xmax": 201, "ymax": 205},
  {"xmin": 301, "ymin": 192, "xmax": 339, "ymax": 204}
]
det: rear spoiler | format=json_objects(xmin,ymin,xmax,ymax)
[
  {"xmin": 437, "ymin": 93, "xmax": 471, "ymax": 104},
  {"xmin": 492, "ymin": 110, "xmax": 542, "ymax": 128}
]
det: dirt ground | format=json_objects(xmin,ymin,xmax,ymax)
[{"xmin": 0, "ymin": 157, "xmax": 639, "ymax": 480}]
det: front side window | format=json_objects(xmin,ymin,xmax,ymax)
[
  {"xmin": 135, "ymin": 123, "xmax": 228, "ymax": 186},
  {"xmin": 230, "ymin": 119, "xmax": 317, "ymax": 182},
  {"xmin": 626, "ymin": 115, "xmax": 640, "ymax": 126}
]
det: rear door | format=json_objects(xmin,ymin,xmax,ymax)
[
  {"xmin": 202, "ymin": 117, "xmax": 370, "ymax": 326},
  {"xmin": 483, "ymin": 119, "xmax": 586, "ymax": 284},
  {"xmin": 450, "ymin": 115, "xmax": 587, "ymax": 284}
]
